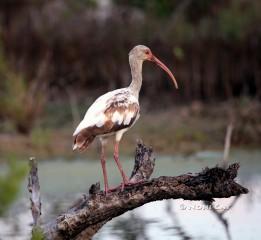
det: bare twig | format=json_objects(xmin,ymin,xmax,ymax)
[
  {"xmin": 220, "ymin": 122, "xmax": 234, "ymax": 169},
  {"xmin": 223, "ymin": 123, "xmax": 234, "ymax": 162},
  {"xmin": 28, "ymin": 157, "xmax": 41, "ymax": 226}
]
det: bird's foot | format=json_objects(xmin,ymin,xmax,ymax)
[
  {"xmin": 103, "ymin": 185, "xmax": 121, "ymax": 195},
  {"xmin": 104, "ymin": 186, "xmax": 117, "ymax": 196},
  {"xmin": 103, "ymin": 182, "xmax": 130, "ymax": 195},
  {"xmin": 120, "ymin": 179, "xmax": 145, "ymax": 191},
  {"xmin": 103, "ymin": 179, "xmax": 145, "ymax": 195},
  {"xmin": 120, "ymin": 181, "xmax": 130, "ymax": 191}
]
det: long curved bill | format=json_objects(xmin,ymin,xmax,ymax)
[{"xmin": 149, "ymin": 54, "xmax": 178, "ymax": 89}]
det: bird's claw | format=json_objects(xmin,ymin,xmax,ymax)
[
  {"xmin": 103, "ymin": 179, "xmax": 144, "ymax": 195},
  {"xmin": 119, "ymin": 179, "xmax": 142, "ymax": 191},
  {"xmin": 103, "ymin": 181, "xmax": 130, "ymax": 195}
]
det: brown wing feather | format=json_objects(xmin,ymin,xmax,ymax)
[{"xmin": 73, "ymin": 101, "xmax": 139, "ymax": 151}]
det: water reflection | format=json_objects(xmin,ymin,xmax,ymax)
[
  {"xmin": 0, "ymin": 150, "xmax": 260, "ymax": 240},
  {"xmin": 203, "ymin": 196, "xmax": 240, "ymax": 240},
  {"xmin": 110, "ymin": 212, "xmax": 155, "ymax": 240},
  {"xmin": 164, "ymin": 200, "xmax": 192, "ymax": 240}
]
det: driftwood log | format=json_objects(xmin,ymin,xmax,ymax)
[{"xmin": 28, "ymin": 142, "xmax": 248, "ymax": 240}]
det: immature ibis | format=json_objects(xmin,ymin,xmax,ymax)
[{"xmin": 73, "ymin": 45, "xmax": 178, "ymax": 194}]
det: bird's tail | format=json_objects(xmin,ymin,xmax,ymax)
[{"xmin": 73, "ymin": 128, "xmax": 95, "ymax": 152}]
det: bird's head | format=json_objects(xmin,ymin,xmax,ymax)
[{"xmin": 129, "ymin": 45, "xmax": 178, "ymax": 89}]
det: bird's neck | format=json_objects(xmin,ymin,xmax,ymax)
[{"xmin": 128, "ymin": 56, "xmax": 143, "ymax": 98}]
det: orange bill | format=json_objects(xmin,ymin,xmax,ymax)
[{"xmin": 150, "ymin": 54, "xmax": 178, "ymax": 89}]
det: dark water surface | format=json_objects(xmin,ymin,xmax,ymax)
[{"xmin": 0, "ymin": 150, "xmax": 260, "ymax": 240}]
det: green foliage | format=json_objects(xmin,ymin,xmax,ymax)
[
  {"xmin": 170, "ymin": 16, "xmax": 195, "ymax": 43},
  {"xmin": 31, "ymin": 227, "xmax": 45, "ymax": 240},
  {"xmin": 64, "ymin": 0, "xmax": 97, "ymax": 16},
  {"xmin": 116, "ymin": 0, "xmax": 261, "ymax": 42},
  {"xmin": 0, "ymin": 160, "xmax": 27, "ymax": 216},
  {"xmin": 173, "ymin": 47, "xmax": 184, "ymax": 60},
  {"xmin": 114, "ymin": 0, "xmax": 177, "ymax": 17},
  {"xmin": 73, "ymin": 0, "xmax": 97, "ymax": 7},
  {"xmin": 217, "ymin": 0, "xmax": 259, "ymax": 41},
  {"xmin": 147, "ymin": 0, "xmax": 176, "ymax": 17}
]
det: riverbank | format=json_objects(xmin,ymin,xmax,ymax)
[{"xmin": 0, "ymin": 100, "xmax": 260, "ymax": 162}]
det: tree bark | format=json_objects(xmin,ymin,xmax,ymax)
[{"xmin": 29, "ymin": 142, "xmax": 248, "ymax": 240}]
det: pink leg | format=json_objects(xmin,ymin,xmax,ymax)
[
  {"xmin": 113, "ymin": 141, "xmax": 129, "ymax": 188},
  {"xmin": 100, "ymin": 143, "xmax": 109, "ymax": 194}
]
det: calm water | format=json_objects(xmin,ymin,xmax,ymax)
[{"xmin": 0, "ymin": 150, "xmax": 260, "ymax": 240}]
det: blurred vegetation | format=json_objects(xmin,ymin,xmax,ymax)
[
  {"xmin": 0, "ymin": 41, "xmax": 47, "ymax": 134},
  {"xmin": 0, "ymin": 0, "xmax": 260, "ymax": 105},
  {"xmin": 0, "ymin": 159, "xmax": 27, "ymax": 215},
  {"xmin": 0, "ymin": 0, "xmax": 260, "ymax": 152}
]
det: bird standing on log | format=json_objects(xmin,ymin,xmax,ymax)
[{"xmin": 73, "ymin": 45, "xmax": 178, "ymax": 194}]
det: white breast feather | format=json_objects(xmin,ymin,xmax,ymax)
[
  {"xmin": 73, "ymin": 88, "xmax": 138, "ymax": 136},
  {"xmin": 123, "ymin": 111, "xmax": 134, "ymax": 125},
  {"xmin": 112, "ymin": 111, "xmax": 124, "ymax": 125}
]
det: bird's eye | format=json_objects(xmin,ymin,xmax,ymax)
[{"xmin": 145, "ymin": 50, "xmax": 150, "ymax": 55}]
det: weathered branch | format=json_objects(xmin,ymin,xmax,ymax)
[
  {"xmin": 39, "ymin": 143, "xmax": 248, "ymax": 240},
  {"xmin": 28, "ymin": 157, "xmax": 41, "ymax": 227}
]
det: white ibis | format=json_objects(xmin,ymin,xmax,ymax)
[{"xmin": 73, "ymin": 45, "xmax": 178, "ymax": 194}]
